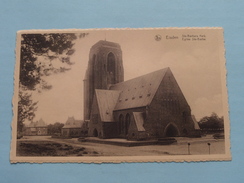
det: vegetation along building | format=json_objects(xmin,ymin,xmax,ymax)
[{"xmin": 84, "ymin": 40, "xmax": 199, "ymax": 140}]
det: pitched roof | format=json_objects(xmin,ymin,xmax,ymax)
[
  {"xmin": 110, "ymin": 68, "xmax": 169, "ymax": 111},
  {"xmin": 36, "ymin": 118, "xmax": 46, "ymax": 127},
  {"xmin": 191, "ymin": 115, "xmax": 200, "ymax": 130},
  {"xmin": 28, "ymin": 122, "xmax": 36, "ymax": 127},
  {"xmin": 133, "ymin": 112, "xmax": 146, "ymax": 131},
  {"xmin": 62, "ymin": 117, "xmax": 83, "ymax": 128},
  {"xmin": 27, "ymin": 118, "xmax": 47, "ymax": 127},
  {"xmin": 95, "ymin": 89, "xmax": 121, "ymax": 122}
]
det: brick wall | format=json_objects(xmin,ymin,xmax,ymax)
[{"xmin": 147, "ymin": 69, "xmax": 195, "ymax": 137}]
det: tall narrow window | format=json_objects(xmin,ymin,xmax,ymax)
[
  {"xmin": 107, "ymin": 52, "xmax": 116, "ymax": 84},
  {"xmin": 89, "ymin": 54, "xmax": 96, "ymax": 117},
  {"xmin": 91, "ymin": 54, "xmax": 96, "ymax": 83},
  {"xmin": 119, "ymin": 114, "xmax": 124, "ymax": 135},
  {"xmin": 125, "ymin": 113, "xmax": 130, "ymax": 135}
]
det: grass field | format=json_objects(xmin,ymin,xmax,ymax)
[{"xmin": 17, "ymin": 141, "xmax": 99, "ymax": 156}]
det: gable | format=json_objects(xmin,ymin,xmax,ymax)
[
  {"xmin": 95, "ymin": 89, "xmax": 121, "ymax": 122},
  {"xmin": 150, "ymin": 68, "xmax": 191, "ymax": 113},
  {"xmin": 63, "ymin": 117, "xmax": 83, "ymax": 128},
  {"xmin": 110, "ymin": 68, "xmax": 169, "ymax": 111},
  {"xmin": 28, "ymin": 119, "xmax": 47, "ymax": 127}
]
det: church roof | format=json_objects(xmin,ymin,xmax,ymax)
[
  {"xmin": 191, "ymin": 115, "xmax": 200, "ymax": 130},
  {"xmin": 95, "ymin": 89, "xmax": 121, "ymax": 122},
  {"xmin": 110, "ymin": 67, "xmax": 169, "ymax": 111},
  {"xmin": 62, "ymin": 117, "xmax": 83, "ymax": 129},
  {"xmin": 133, "ymin": 112, "xmax": 146, "ymax": 131}
]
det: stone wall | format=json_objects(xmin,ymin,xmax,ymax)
[{"xmin": 88, "ymin": 94, "xmax": 103, "ymax": 138}]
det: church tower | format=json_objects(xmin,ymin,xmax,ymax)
[{"xmin": 83, "ymin": 40, "xmax": 124, "ymax": 121}]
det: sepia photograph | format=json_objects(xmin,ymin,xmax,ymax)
[{"xmin": 11, "ymin": 28, "xmax": 230, "ymax": 163}]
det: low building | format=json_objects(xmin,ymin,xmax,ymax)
[
  {"xmin": 24, "ymin": 118, "xmax": 48, "ymax": 136},
  {"xmin": 61, "ymin": 117, "xmax": 87, "ymax": 138}
]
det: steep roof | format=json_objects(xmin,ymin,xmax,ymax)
[
  {"xmin": 191, "ymin": 115, "xmax": 200, "ymax": 130},
  {"xmin": 62, "ymin": 117, "xmax": 83, "ymax": 129},
  {"xmin": 110, "ymin": 68, "xmax": 169, "ymax": 111},
  {"xmin": 36, "ymin": 118, "xmax": 46, "ymax": 127},
  {"xmin": 133, "ymin": 112, "xmax": 146, "ymax": 131},
  {"xmin": 95, "ymin": 89, "xmax": 121, "ymax": 122},
  {"xmin": 28, "ymin": 122, "xmax": 36, "ymax": 127},
  {"xmin": 27, "ymin": 118, "xmax": 47, "ymax": 127}
]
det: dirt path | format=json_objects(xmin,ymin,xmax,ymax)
[{"xmin": 18, "ymin": 136, "xmax": 225, "ymax": 156}]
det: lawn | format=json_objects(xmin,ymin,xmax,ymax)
[{"xmin": 17, "ymin": 141, "xmax": 99, "ymax": 156}]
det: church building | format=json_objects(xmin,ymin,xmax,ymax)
[{"xmin": 84, "ymin": 40, "xmax": 197, "ymax": 140}]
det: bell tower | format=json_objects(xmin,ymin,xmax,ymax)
[{"xmin": 83, "ymin": 40, "xmax": 124, "ymax": 121}]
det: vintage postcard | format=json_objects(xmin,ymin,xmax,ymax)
[{"xmin": 11, "ymin": 28, "xmax": 231, "ymax": 163}]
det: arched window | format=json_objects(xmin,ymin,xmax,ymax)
[
  {"xmin": 90, "ymin": 54, "xmax": 96, "ymax": 106},
  {"xmin": 119, "ymin": 114, "xmax": 124, "ymax": 135},
  {"xmin": 107, "ymin": 52, "xmax": 116, "ymax": 84},
  {"xmin": 107, "ymin": 52, "xmax": 115, "ymax": 72},
  {"xmin": 92, "ymin": 54, "xmax": 96, "ymax": 80},
  {"xmin": 125, "ymin": 113, "xmax": 130, "ymax": 135}
]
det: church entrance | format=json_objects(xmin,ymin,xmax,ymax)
[{"xmin": 164, "ymin": 124, "xmax": 179, "ymax": 137}]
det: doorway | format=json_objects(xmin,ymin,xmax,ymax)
[{"xmin": 164, "ymin": 124, "xmax": 179, "ymax": 137}]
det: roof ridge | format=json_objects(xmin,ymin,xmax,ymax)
[
  {"xmin": 111, "ymin": 67, "xmax": 170, "ymax": 111},
  {"xmin": 112, "ymin": 67, "xmax": 170, "ymax": 86}
]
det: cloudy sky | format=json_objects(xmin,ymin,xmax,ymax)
[{"xmin": 26, "ymin": 28, "xmax": 227, "ymax": 124}]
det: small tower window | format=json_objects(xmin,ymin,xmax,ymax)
[
  {"xmin": 107, "ymin": 52, "xmax": 116, "ymax": 73},
  {"xmin": 107, "ymin": 52, "xmax": 116, "ymax": 84}
]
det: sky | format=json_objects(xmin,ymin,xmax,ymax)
[{"xmin": 23, "ymin": 28, "xmax": 227, "ymax": 124}]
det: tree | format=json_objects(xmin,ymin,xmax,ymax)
[
  {"xmin": 18, "ymin": 33, "xmax": 88, "ymax": 133},
  {"xmin": 20, "ymin": 33, "xmax": 80, "ymax": 91},
  {"xmin": 47, "ymin": 122, "xmax": 64, "ymax": 135},
  {"xmin": 18, "ymin": 90, "xmax": 38, "ymax": 132},
  {"xmin": 198, "ymin": 112, "xmax": 224, "ymax": 130}
]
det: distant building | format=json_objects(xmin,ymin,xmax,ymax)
[
  {"xmin": 61, "ymin": 117, "xmax": 87, "ymax": 138},
  {"xmin": 24, "ymin": 118, "xmax": 48, "ymax": 136},
  {"xmin": 84, "ymin": 40, "xmax": 199, "ymax": 140}
]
